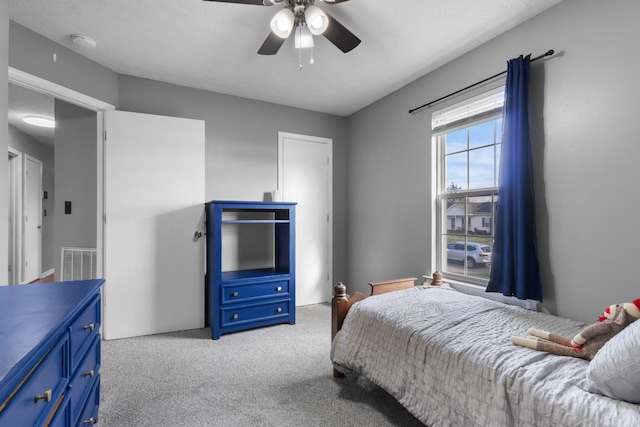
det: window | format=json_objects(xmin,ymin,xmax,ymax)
[{"xmin": 432, "ymin": 87, "xmax": 503, "ymax": 285}]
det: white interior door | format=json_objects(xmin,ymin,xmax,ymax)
[
  {"xmin": 278, "ymin": 132, "xmax": 332, "ymax": 306},
  {"xmin": 104, "ymin": 110, "xmax": 205, "ymax": 340},
  {"xmin": 23, "ymin": 155, "xmax": 42, "ymax": 283}
]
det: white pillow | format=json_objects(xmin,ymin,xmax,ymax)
[{"xmin": 586, "ymin": 319, "xmax": 640, "ymax": 403}]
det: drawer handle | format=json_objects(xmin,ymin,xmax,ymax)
[
  {"xmin": 233, "ymin": 314, "xmax": 239, "ymax": 319},
  {"xmin": 83, "ymin": 417, "xmax": 96, "ymax": 425},
  {"xmin": 84, "ymin": 323, "xmax": 95, "ymax": 331},
  {"xmin": 84, "ymin": 369, "xmax": 95, "ymax": 378},
  {"xmin": 277, "ymin": 307, "xmax": 282, "ymax": 313},
  {"xmin": 232, "ymin": 291, "xmax": 239, "ymax": 297},
  {"xmin": 34, "ymin": 389, "xmax": 52, "ymax": 403},
  {"xmin": 276, "ymin": 286, "xmax": 282, "ymax": 292}
]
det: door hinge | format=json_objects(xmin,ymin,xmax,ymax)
[{"xmin": 104, "ymin": 130, "xmax": 107, "ymax": 141}]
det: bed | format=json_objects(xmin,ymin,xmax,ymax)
[{"xmin": 330, "ymin": 276, "xmax": 640, "ymax": 426}]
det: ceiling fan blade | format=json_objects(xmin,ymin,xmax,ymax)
[
  {"xmin": 322, "ymin": 12, "xmax": 361, "ymax": 53},
  {"xmin": 201, "ymin": 0, "xmax": 265, "ymax": 5},
  {"xmin": 258, "ymin": 32, "xmax": 287, "ymax": 55},
  {"xmin": 322, "ymin": 0, "xmax": 352, "ymax": 4}
]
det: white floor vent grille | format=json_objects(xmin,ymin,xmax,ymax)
[{"xmin": 61, "ymin": 247, "xmax": 97, "ymax": 281}]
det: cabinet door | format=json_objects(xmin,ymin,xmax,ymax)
[{"xmin": 104, "ymin": 110, "xmax": 205, "ymax": 339}]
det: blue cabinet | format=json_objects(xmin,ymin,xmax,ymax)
[
  {"xmin": 0, "ymin": 279, "xmax": 104, "ymax": 426},
  {"xmin": 205, "ymin": 201, "xmax": 296, "ymax": 339}
]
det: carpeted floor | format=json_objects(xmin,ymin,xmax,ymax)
[{"xmin": 99, "ymin": 304, "xmax": 425, "ymax": 426}]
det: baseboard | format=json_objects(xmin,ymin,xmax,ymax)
[{"xmin": 40, "ymin": 268, "xmax": 55, "ymax": 278}]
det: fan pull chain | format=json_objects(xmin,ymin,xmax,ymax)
[
  {"xmin": 298, "ymin": 25, "xmax": 303, "ymax": 70},
  {"xmin": 299, "ymin": 46, "xmax": 303, "ymax": 70}
]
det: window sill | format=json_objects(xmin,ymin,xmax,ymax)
[{"xmin": 423, "ymin": 274, "xmax": 539, "ymax": 311}]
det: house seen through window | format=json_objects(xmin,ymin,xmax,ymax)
[{"xmin": 432, "ymin": 86, "xmax": 504, "ymax": 285}]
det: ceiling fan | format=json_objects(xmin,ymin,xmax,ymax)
[{"xmin": 203, "ymin": 0, "xmax": 361, "ymax": 55}]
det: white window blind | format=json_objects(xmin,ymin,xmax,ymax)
[{"xmin": 432, "ymin": 86, "xmax": 504, "ymax": 133}]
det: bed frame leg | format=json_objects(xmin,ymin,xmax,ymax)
[
  {"xmin": 332, "ymin": 283, "xmax": 349, "ymax": 378},
  {"xmin": 332, "ymin": 283, "xmax": 349, "ymax": 341},
  {"xmin": 332, "ymin": 282, "xmax": 366, "ymax": 378}
]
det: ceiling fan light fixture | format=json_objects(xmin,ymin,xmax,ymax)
[
  {"xmin": 305, "ymin": 5, "xmax": 329, "ymax": 35},
  {"xmin": 23, "ymin": 116, "xmax": 55, "ymax": 129},
  {"xmin": 270, "ymin": 8, "xmax": 295, "ymax": 38},
  {"xmin": 294, "ymin": 25, "xmax": 314, "ymax": 49}
]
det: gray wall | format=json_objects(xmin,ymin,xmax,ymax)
[
  {"xmin": 4, "ymin": 22, "xmax": 349, "ymax": 285},
  {"xmin": 9, "ymin": 22, "xmax": 119, "ymax": 108},
  {"xmin": 8, "ymin": 125, "xmax": 55, "ymax": 274},
  {"xmin": 1, "ymin": 2, "xmax": 9, "ymax": 284},
  {"xmin": 4, "ymin": 22, "xmax": 118, "ymax": 284},
  {"xmin": 5, "ymin": 0, "xmax": 636, "ymax": 322},
  {"xmin": 117, "ymin": 75, "xmax": 349, "ymax": 283},
  {"xmin": 347, "ymin": 0, "xmax": 640, "ymax": 323},
  {"xmin": 53, "ymin": 99, "xmax": 97, "ymax": 279}
]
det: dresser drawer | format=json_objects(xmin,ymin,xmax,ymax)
[
  {"xmin": 48, "ymin": 399, "xmax": 70, "ymax": 427},
  {"xmin": 76, "ymin": 375, "xmax": 100, "ymax": 426},
  {"xmin": 221, "ymin": 279, "xmax": 290, "ymax": 305},
  {"xmin": 220, "ymin": 299, "xmax": 291, "ymax": 328},
  {"xmin": 69, "ymin": 295, "xmax": 100, "ymax": 371},
  {"xmin": 68, "ymin": 334, "xmax": 100, "ymax": 425},
  {"xmin": 0, "ymin": 334, "xmax": 68, "ymax": 427}
]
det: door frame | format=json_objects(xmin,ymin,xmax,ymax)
[
  {"xmin": 277, "ymin": 131, "xmax": 333, "ymax": 300},
  {"xmin": 7, "ymin": 147, "xmax": 22, "ymax": 283},
  {"xmin": 8, "ymin": 67, "xmax": 116, "ymax": 281},
  {"xmin": 23, "ymin": 154, "xmax": 43, "ymax": 282}
]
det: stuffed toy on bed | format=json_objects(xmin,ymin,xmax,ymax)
[{"xmin": 511, "ymin": 299, "xmax": 640, "ymax": 361}]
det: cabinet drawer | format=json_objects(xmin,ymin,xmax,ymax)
[
  {"xmin": 48, "ymin": 399, "xmax": 70, "ymax": 427},
  {"xmin": 69, "ymin": 334, "xmax": 100, "ymax": 424},
  {"xmin": 0, "ymin": 335, "xmax": 68, "ymax": 427},
  {"xmin": 69, "ymin": 295, "xmax": 100, "ymax": 371},
  {"xmin": 220, "ymin": 299, "xmax": 291, "ymax": 328},
  {"xmin": 76, "ymin": 375, "xmax": 100, "ymax": 426},
  {"xmin": 221, "ymin": 280, "xmax": 290, "ymax": 305}
]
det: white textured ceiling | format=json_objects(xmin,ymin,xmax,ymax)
[
  {"xmin": 9, "ymin": 0, "xmax": 562, "ymax": 143},
  {"xmin": 8, "ymin": 83, "xmax": 55, "ymax": 146}
]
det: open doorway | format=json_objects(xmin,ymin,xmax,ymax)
[{"xmin": 7, "ymin": 82, "xmax": 98, "ymax": 283}]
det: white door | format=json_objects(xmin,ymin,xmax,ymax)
[
  {"xmin": 278, "ymin": 132, "xmax": 332, "ymax": 306},
  {"xmin": 104, "ymin": 110, "xmax": 205, "ymax": 340},
  {"xmin": 23, "ymin": 155, "xmax": 43, "ymax": 283}
]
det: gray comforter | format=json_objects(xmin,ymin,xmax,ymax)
[{"xmin": 331, "ymin": 286, "xmax": 640, "ymax": 426}]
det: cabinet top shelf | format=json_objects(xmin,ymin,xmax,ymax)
[
  {"xmin": 221, "ymin": 219, "xmax": 290, "ymax": 224},
  {"xmin": 207, "ymin": 201, "xmax": 296, "ymax": 221},
  {"xmin": 205, "ymin": 200, "xmax": 297, "ymax": 207}
]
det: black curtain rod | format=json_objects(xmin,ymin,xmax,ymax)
[{"xmin": 408, "ymin": 49, "xmax": 555, "ymax": 115}]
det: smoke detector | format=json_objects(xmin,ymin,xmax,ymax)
[{"xmin": 70, "ymin": 34, "xmax": 97, "ymax": 50}]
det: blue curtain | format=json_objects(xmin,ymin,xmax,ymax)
[{"xmin": 486, "ymin": 54, "xmax": 543, "ymax": 301}]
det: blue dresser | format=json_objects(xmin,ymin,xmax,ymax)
[
  {"xmin": 205, "ymin": 201, "xmax": 296, "ymax": 340},
  {"xmin": 0, "ymin": 279, "xmax": 104, "ymax": 427}
]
